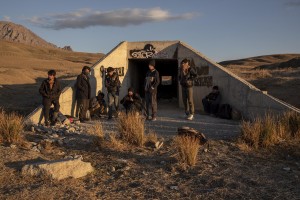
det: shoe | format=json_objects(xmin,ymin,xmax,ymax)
[
  {"xmin": 146, "ymin": 116, "xmax": 151, "ymax": 120},
  {"xmin": 151, "ymin": 117, "xmax": 157, "ymax": 121},
  {"xmin": 187, "ymin": 114, "xmax": 194, "ymax": 120}
]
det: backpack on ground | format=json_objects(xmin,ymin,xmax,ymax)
[{"xmin": 217, "ymin": 104, "xmax": 232, "ymax": 119}]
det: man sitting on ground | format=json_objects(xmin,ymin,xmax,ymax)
[
  {"xmin": 202, "ymin": 86, "xmax": 221, "ymax": 116},
  {"xmin": 120, "ymin": 88, "xmax": 143, "ymax": 114},
  {"xmin": 89, "ymin": 91, "xmax": 107, "ymax": 118}
]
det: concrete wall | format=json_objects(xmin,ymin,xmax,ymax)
[
  {"xmin": 177, "ymin": 41, "xmax": 300, "ymax": 118},
  {"xmin": 26, "ymin": 40, "xmax": 300, "ymax": 124},
  {"xmin": 26, "ymin": 41, "xmax": 128, "ymax": 124}
]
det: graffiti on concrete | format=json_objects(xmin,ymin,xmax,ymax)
[
  {"xmin": 104, "ymin": 67, "xmax": 125, "ymax": 76},
  {"xmin": 195, "ymin": 66, "xmax": 209, "ymax": 76},
  {"xmin": 130, "ymin": 44, "xmax": 170, "ymax": 59},
  {"xmin": 194, "ymin": 76, "xmax": 213, "ymax": 87},
  {"xmin": 130, "ymin": 44, "xmax": 157, "ymax": 58}
]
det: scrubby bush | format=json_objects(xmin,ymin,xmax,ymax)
[
  {"xmin": 116, "ymin": 112, "xmax": 145, "ymax": 146},
  {"xmin": 0, "ymin": 109, "xmax": 24, "ymax": 145},
  {"xmin": 173, "ymin": 136, "xmax": 200, "ymax": 166}
]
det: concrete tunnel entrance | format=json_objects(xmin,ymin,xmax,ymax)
[{"xmin": 128, "ymin": 59, "xmax": 179, "ymax": 102}]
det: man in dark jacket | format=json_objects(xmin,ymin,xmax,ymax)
[
  {"xmin": 144, "ymin": 60, "xmax": 160, "ymax": 121},
  {"xmin": 76, "ymin": 66, "xmax": 91, "ymax": 122},
  {"xmin": 105, "ymin": 67, "xmax": 121, "ymax": 119},
  {"xmin": 179, "ymin": 58, "xmax": 197, "ymax": 120},
  {"xmin": 202, "ymin": 85, "xmax": 221, "ymax": 115},
  {"xmin": 39, "ymin": 70, "xmax": 61, "ymax": 126},
  {"xmin": 120, "ymin": 87, "xmax": 143, "ymax": 114}
]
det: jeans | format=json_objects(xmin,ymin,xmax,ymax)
[
  {"xmin": 42, "ymin": 98, "xmax": 60, "ymax": 123},
  {"xmin": 145, "ymin": 91, "xmax": 157, "ymax": 118},
  {"xmin": 108, "ymin": 92, "xmax": 119, "ymax": 118},
  {"xmin": 181, "ymin": 86, "xmax": 194, "ymax": 115},
  {"xmin": 77, "ymin": 99, "xmax": 90, "ymax": 120}
]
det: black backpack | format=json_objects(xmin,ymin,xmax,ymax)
[{"xmin": 217, "ymin": 104, "xmax": 232, "ymax": 119}]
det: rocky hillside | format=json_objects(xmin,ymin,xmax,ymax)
[{"xmin": 0, "ymin": 21, "xmax": 57, "ymax": 49}]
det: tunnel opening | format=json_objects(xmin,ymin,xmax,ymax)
[{"xmin": 128, "ymin": 59, "xmax": 179, "ymax": 102}]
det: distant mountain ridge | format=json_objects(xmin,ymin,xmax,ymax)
[{"xmin": 0, "ymin": 21, "xmax": 63, "ymax": 49}]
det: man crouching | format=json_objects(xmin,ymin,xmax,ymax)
[{"xmin": 39, "ymin": 70, "xmax": 61, "ymax": 126}]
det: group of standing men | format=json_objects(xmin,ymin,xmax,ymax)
[{"xmin": 39, "ymin": 58, "xmax": 221, "ymax": 125}]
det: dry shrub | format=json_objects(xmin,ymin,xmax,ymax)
[
  {"xmin": 249, "ymin": 69, "xmax": 272, "ymax": 79},
  {"xmin": 280, "ymin": 111, "xmax": 300, "ymax": 139},
  {"xmin": 108, "ymin": 132, "xmax": 125, "ymax": 150},
  {"xmin": 173, "ymin": 136, "xmax": 200, "ymax": 167},
  {"xmin": 117, "ymin": 112, "xmax": 145, "ymax": 146},
  {"xmin": 240, "ymin": 111, "xmax": 300, "ymax": 149},
  {"xmin": 0, "ymin": 109, "xmax": 24, "ymax": 145},
  {"xmin": 87, "ymin": 122, "xmax": 104, "ymax": 147}
]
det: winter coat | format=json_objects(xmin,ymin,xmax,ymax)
[
  {"xmin": 144, "ymin": 69, "xmax": 160, "ymax": 93},
  {"xmin": 205, "ymin": 91, "xmax": 221, "ymax": 104},
  {"xmin": 105, "ymin": 72, "xmax": 121, "ymax": 94},
  {"xmin": 76, "ymin": 73, "xmax": 91, "ymax": 99},
  {"xmin": 179, "ymin": 67, "xmax": 197, "ymax": 88},
  {"xmin": 39, "ymin": 78, "xmax": 61, "ymax": 100}
]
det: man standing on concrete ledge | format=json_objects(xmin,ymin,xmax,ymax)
[
  {"xmin": 76, "ymin": 66, "xmax": 91, "ymax": 123},
  {"xmin": 179, "ymin": 58, "xmax": 197, "ymax": 120},
  {"xmin": 144, "ymin": 60, "xmax": 160, "ymax": 121},
  {"xmin": 39, "ymin": 70, "xmax": 61, "ymax": 126}
]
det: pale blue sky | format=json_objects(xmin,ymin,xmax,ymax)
[{"xmin": 1, "ymin": 0, "xmax": 300, "ymax": 61}]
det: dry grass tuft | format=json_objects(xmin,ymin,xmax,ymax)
[
  {"xmin": 0, "ymin": 109, "xmax": 24, "ymax": 145},
  {"xmin": 145, "ymin": 131, "xmax": 158, "ymax": 144},
  {"xmin": 116, "ymin": 112, "xmax": 145, "ymax": 146},
  {"xmin": 87, "ymin": 122, "xmax": 105, "ymax": 148},
  {"xmin": 107, "ymin": 132, "xmax": 125, "ymax": 150},
  {"xmin": 173, "ymin": 136, "xmax": 200, "ymax": 167},
  {"xmin": 240, "ymin": 111, "xmax": 300, "ymax": 149}
]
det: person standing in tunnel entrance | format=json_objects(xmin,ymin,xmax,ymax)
[
  {"xmin": 105, "ymin": 67, "xmax": 121, "ymax": 120},
  {"xmin": 144, "ymin": 60, "xmax": 160, "ymax": 121},
  {"xmin": 179, "ymin": 58, "xmax": 197, "ymax": 120},
  {"xmin": 39, "ymin": 70, "xmax": 61, "ymax": 126},
  {"xmin": 76, "ymin": 66, "xmax": 91, "ymax": 123}
]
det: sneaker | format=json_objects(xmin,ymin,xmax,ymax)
[
  {"xmin": 151, "ymin": 117, "xmax": 157, "ymax": 121},
  {"xmin": 187, "ymin": 114, "xmax": 194, "ymax": 120}
]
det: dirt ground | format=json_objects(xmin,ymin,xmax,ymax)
[{"xmin": 0, "ymin": 126, "xmax": 299, "ymax": 200}]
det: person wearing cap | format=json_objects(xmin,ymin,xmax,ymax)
[
  {"xmin": 76, "ymin": 66, "xmax": 91, "ymax": 122},
  {"xmin": 105, "ymin": 67, "xmax": 121, "ymax": 119},
  {"xmin": 202, "ymin": 85, "xmax": 221, "ymax": 116},
  {"xmin": 39, "ymin": 69, "xmax": 62, "ymax": 126},
  {"xmin": 144, "ymin": 60, "xmax": 160, "ymax": 121},
  {"xmin": 120, "ymin": 87, "xmax": 143, "ymax": 114},
  {"xmin": 179, "ymin": 58, "xmax": 197, "ymax": 120}
]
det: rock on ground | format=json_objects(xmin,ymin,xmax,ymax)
[{"xmin": 21, "ymin": 158, "xmax": 94, "ymax": 180}]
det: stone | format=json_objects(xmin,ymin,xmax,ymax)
[
  {"xmin": 160, "ymin": 161, "xmax": 166, "ymax": 165},
  {"xmin": 21, "ymin": 158, "xmax": 94, "ymax": 180},
  {"xmin": 68, "ymin": 127, "xmax": 76, "ymax": 132},
  {"xmin": 155, "ymin": 141, "xmax": 164, "ymax": 149},
  {"xmin": 204, "ymin": 148, "xmax": 208, "ymax": 153},
  {"xmin": 31, "ymin": 126, "xmax": 35, "ymax": 132},
  {"xmin": 52, "ymin": 134, "xmax": 59, "ymax": 138},
  {"xmin": 283, "ymin": 167, "xmax": 291, "ymax": 171},
  {"xmin": 111, "ymin": 166, "xmax": 116, "ymax": 172},
  {"xmin": 170, "ymin": 186, "xmax": 179, "ymax": 190},
  {"xmin": 31, "ymin": 146, "xmax": 40, "ymax": 153},
  {"xmin": 10, "ymin": 144, "xmax": 17, "ymax": 149}
]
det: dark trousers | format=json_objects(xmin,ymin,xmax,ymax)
[
  {"xmin": 202, "ymin": 98, "xmax": 219, "ymax": 114},
  {"xmin": 77, "ymin": 99, "xmax": 90, "ymax": 120},
  {"xmin": 182, "ymin": 87, "xmax": 194, "ymax": 115},
  {"xmin": 145, "ymin": 91, "xmax": 157, "ymax": 118},
  {"xmin": 108, "ymin": 92, "xmax": 119, "ymax": 118},
  {"xmin": 42, "ymin": 98, "xmax": 60, "ymax": 123}
]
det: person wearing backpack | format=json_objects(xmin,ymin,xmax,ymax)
[
  {"xmin": 202, "ymin": 85, "xmax": 221, "ymax": 116},
  {"xmin": 105, "ymin": 67, "xmax": 121, "ymax": 120},
  {"xmin": 179, "ymin": 58, "xmax": 197, "ymax": 120}
]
